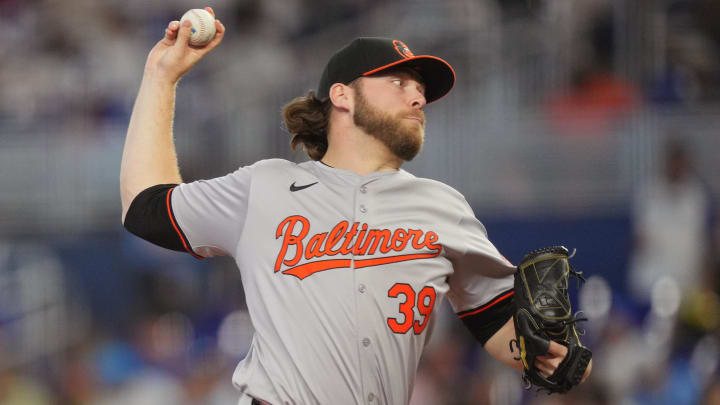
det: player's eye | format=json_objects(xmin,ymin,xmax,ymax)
[{"xmin": 391, "ymin": 79, "xmax": 403, "ymax": 86}]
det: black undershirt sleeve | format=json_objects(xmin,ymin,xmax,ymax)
[
  {"xmin": 457, "ymin": 289, "xmax": 515, "ymax": 346},
  {"xmin": 123, "ymin": 184, "xmax": 188, "ymax": 252}
]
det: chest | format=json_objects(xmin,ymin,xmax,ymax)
[{"xmin": 240, "ymin": 175, "xmax": 457, "ymax": 285}]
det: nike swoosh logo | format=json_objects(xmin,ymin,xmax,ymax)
[{"xmin": 289, "ymin": 181, "xmax": 318, "ymax": 192}]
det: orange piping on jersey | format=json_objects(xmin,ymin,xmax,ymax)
[
  {"xmin": 457, "ymin": 290, "xmax": 515, "ymax": 319},
  {"xmin": 166, "ymin": 187, "xmax": 204, "ymax": 259}
]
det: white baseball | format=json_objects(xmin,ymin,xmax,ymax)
[{"xmin": 180, "ymin": 9, "xmax": 216, "ymax": 46}]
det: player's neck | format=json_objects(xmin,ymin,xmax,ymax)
[{"xmin": 322, "ymin": 129, "xmax": 402, "ymax": 175}]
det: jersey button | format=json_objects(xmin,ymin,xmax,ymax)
[
  {"xmin": 359, "ymin": 205, "xmax": 367, "ymax": 213},
  {"xmin": 358, "ymin": 284, "xmax": 366, "ymax": 293},
  {"xmin": 362, "ymin": 337, "xmax": 371, "ymax": 347},
  {"xmin": 360, "ymin": 186, "xmax": 367, "ymax": 193},
  {"xmin": 367, "ymin": 393, "xmax": 375, "ymax": 402}
]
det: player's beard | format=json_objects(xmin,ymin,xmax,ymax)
[{"xmin": 352, "ymin": 88, "xmax": 425, "ymax": 162}]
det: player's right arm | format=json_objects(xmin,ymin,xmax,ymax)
[{"xmin": 119, "ymin": 8, "xmax": 225, "ymax": 222}]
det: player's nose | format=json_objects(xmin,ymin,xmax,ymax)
[{"xmin": 409, "ymin": 89, "xmax": 426, "ymax": 110}]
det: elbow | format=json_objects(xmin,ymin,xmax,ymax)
[
  {"xmin": 121, "ymin": 206, "xmax": 129, "ymax": 226},
  {"xmin": 581, "ymin": 359, "xmax": 592, "ymax": 384},
  {"xmin": 119, "ymin": 175, "xmax": 141, "ymax": 225},
  {"xmin": 119, "ymin": 184, "xmax": 134, "ymax": 225},
  {"xmin": 119, "ymin": 175, "xmax": 146, "ymax": 224}
]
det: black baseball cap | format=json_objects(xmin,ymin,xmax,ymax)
[{"xmin": 317, "ymin": 37, "xmax": 455, "ymax": 104}]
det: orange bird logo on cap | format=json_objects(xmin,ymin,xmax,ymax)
[{"xmin": 392, "ymin": 40, "xmax": 414, "ymax": 58}]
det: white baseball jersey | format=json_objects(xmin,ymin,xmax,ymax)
[{"xmin": 170, "ymin": 159, "xmax": 515, "ymax": 405}]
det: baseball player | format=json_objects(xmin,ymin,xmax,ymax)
[{"xmin": 120, "ymin": 8, "xmax": 590, "ymax": 404}]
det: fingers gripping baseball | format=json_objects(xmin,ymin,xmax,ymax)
[
  {"xmin": 146, "ymin": 7, "xmax": 225, "ymax": 83},
  {"xmin": 162, "ymin": 21, "xmax": 181, "ymax": 44},
  {"xmin": 175, "ymin": 20, "xmax": 195, "ymax": 47}
]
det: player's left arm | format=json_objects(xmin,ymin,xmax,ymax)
[
  {"xmin": 447, "ymin": 201, "xmax": 592, "ymax": 387},
  {"xmin": 483, "ymin": 316, "xmax": 592, "ymax": 381},
  {"xmin": 454, "ymin": 289, "xmax": 587, "ymax": 377}
]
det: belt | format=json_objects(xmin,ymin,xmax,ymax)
[{"xmin": 251, "ymin": 399, "xmax": 272, "ymax": 405}]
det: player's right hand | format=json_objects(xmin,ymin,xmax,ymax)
[{"xmin": 144, "ymin": 7, "xmax": 225, "ymax": 84}]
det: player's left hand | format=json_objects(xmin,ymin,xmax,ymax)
[
  {"xmin": 534, "ymin": 341, "xmax": 567, "ymax": 377},
  {"xmin": 511, "ymin": 246, "xmax": 592, "ymax": 394}
]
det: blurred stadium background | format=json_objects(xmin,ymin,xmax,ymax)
[{"xmin": 1, "ymin": 0, "xmax": 720, "ymax": 404}]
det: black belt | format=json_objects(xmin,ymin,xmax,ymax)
[{"xmin": 251, "ymin": 400, "xmax": 268, "ymax": 405}]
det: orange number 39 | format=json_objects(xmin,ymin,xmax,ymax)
[{"xmin": 387, "ymin": 283, "xmax": 437, "ymax": 335}]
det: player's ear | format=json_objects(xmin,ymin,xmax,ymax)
[{"xmin": 329, "ymin": 83, "xmax": 352, "ymax": 112}]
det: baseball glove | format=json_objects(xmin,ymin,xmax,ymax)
[{"xmin": 510, "ymin": 246, "xmax": 592, "ymax": 394}]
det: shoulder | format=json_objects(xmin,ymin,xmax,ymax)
[
  {"xmin": 415, "ymin": 176, "xmax": 465, "ymax": 198},
  {"xmin": 399, "ymin": 170, "xmax": 460, "ymax": 191},
  {"xmin": 234, "ymin": 158, "xmax": 309, "ymax": 178},
  {"xmin": 176, "ymin": 159, "xmax": 301, "ymax": 191},
  {"xmin": 230, "ymin": 159, "xmax": 319, "ymax": 190},
  {"xmin": 400, "ymin": 171, "xmax": 470, "ymax": 206},
  {"xmin": 247, "ymin": 158, "xmax": 298, "ymax": 171}
]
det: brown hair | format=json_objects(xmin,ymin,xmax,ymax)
[{"xmin": 281, "ymin": 91, "xmax": 332, "ymax": 161}]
